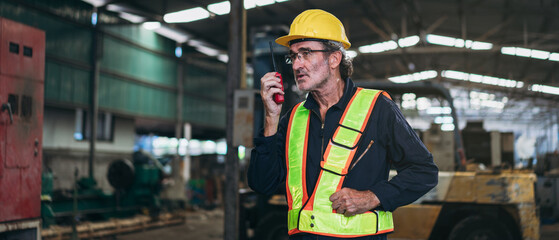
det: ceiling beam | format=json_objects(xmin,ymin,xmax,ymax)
[
  {"xmin": 518, "ymin": 13, "xmax": 553, "ymax": 83},
  {"xmin": 542, "ymin": 62, "xmax": 558, "ymax": 85},
  {"xmin": 355, "ymin": 0, "xmax": 417, "ymax": 74},
  {"xmin": 475, "ymin": 17, "xmax": 514, "ymax": 42},
  {"xmin": 361, "ymin": 18, "xmax": 390, "ymax": 41},
  {"xmin": 425, "ymin": 15, "xmax": 448, "ymax": 34},
  {"xmin": 491, "ymin": 0, "xmax": 513, "ymax": 78}
]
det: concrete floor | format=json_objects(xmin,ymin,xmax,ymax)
[
  {"xmin": 541, "ymin": 223, "xmax": 559, "ymax": 240},
  {"xmin": 117, "ymin": 209, "xmax": 224, "ymax": 240},
  {"xmin": 117, "ymin": 209, "xmax": 559, "ymax": 240}
]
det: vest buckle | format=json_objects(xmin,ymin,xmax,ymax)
[{"xmin": 331, "ymin": 123, "xmax": 363, "ymax": 150}]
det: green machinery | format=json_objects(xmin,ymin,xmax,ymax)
[{"xmin": 41, "ymin": 152, "xmax": 164, "ymax": 228}]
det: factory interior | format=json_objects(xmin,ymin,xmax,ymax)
[{"xmin": 1, "ymin": 0, "xmax": 559, "ymax": 239}]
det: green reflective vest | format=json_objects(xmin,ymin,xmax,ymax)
[{"xmin": 285, "ymin": 88, "xmax": 394, "ymax": 237}]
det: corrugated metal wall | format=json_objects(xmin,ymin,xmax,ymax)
[
  {"xmin": 0, "ymin": 0, "xmax": 227, "ymax": 129},
  {"xmin": 184, "ymin": 65, "xmax": 226, "ymax": 126}
]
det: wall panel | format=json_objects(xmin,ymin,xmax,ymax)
[
  {"xmin": 102, "ymin": 37, "xmax": 177, "ymax": 87},
  {"xmin": 98, "ymin": 74, "xmax": 176, "ymax": 119},
  {"xmin": 45, "ymin": 61, "xmax": 89, "ymax": 105}
]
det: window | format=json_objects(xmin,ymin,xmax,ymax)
[
  {"xmin": 7, "ymin": 94, "xmax": 18, "ymax": 116},
  {"xmin": 21, "ymin": 95, "xmax": 32, "ymax": 119},
  {"xmin": 74, "ymin": 108, "xmax": 114, "ymax": 141}
]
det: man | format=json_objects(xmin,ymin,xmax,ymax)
[{"xmin": 248, "ymin": 9, "xmax": 438, "ymax": 239}]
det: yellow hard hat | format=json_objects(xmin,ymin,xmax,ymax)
[{"xmin": 276, "ymin": 9, "xmax": 351, "ymax": 49}]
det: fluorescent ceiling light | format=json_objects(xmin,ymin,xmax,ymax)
[
  {"xmin": 388, "ymin": 70, "xmax": 437, "ymax": 84},
  {"xmin": 175, "ymin": 46, "xmax": 183, "ymax": 58},
  {"xmin": 187, "ymin": 39, "xmax": 206, "ymax": 47},
  {"xmin": 208, "ymin": 1, "xmax": 230, "ymax": 15},
  {"xmin": 218, "ymin": 54, "xmax": 229, "ymax": 63},
  {"xmin": 470, "ymin": 41, "xmax": 493, "ymax": 50},
  {"xmin": 454, "ymin": 39, "xmax": 465, "ymax": 48},
  {"xmin": 359, "ymin": 35, "xmax": 419, "ymax": 54},
  {"xmin": 162, "ymin": 0, "xmax": 288, "ymax": 24},
  {"xmin": 441, "ymin": 123, "xmax": 455, "ymax": 132},
  {"xmin": 426, "ymin": 107, "xmax": 451, "ymax": 115},
  {"xmin": 500, "ymin": 46, "xmax": 558, "ymax": 61},
  {"xmin": 470, "ymin": 91, "xmax": 507, "ymax": 110},
  {"xmin": 426, "ymin": 34, "xmax": 456, "ymax": 47},
  {"xmin": 119, "ymin": 12, "xmax": 145, "ymax": 23},
  {"xmin": 164, "ymin": 7, "xmax": 210, "ymax": 23},
  {"xmin": 142, "ymin": 21, "xmax": 161, "ymax": 30},
  {"xmin": 426, "ymin": 34, "xmax": 492, "ymax": 50},
  {"xmin": 416, "ymin": 97, "xmax": 431, "ymax": 110},
  {"xmin": 531, "ymin": 50, "xmax": 550, "ymax": 60},
  {"xmin": 91, "ymin": 12, "xmax": 98, "ymax": 26},
  {"xmin": 441, "ymin": 70, "xmax": 524, "ymax": 88},
  {"xmin": 501, "ymin": 47, "xmax": 516, "ymax": 55},
  {"xmin": 402, "ymin": 93, "xmax": 416, "ymax": 101},
  {"xmin": 515, "ymin": 47, "xmax": 531, "ymax": 57},
  {"xmin": 256, "ymin": 0, "xmax": 275, "ymax": 6},
  {"xmin": 398, "ymin": 36, "xmax": 420, "ymax": 48},
  {"xmin": 82, "ymin": 0, "xmax": 109, "ymax": 7},
  {"xmin": 245, "ymin": 0, "xmax": 257, "ymax": 9},
  {"xmin": 153, "ymin": 25, "xmax": 189, "ymax": 43},
  {"xmin": 106, "ymin": 3, "xmax": 126, "ymax": 12},
  {"xmin": 359, "ymin": 41, "xmax": 398, "ymax": 53},
  {"xmin": 435, "ymin": 116, "xmax": 454, "ymax": 124},
  {"xmin": 196, "ymin": 45, "xmax": 220, "ymax": 56},
  {"xmin": 441, "ymin": 70, "xmax": 468, "ymax": 81},
  {"xmin": 346, "ymin": 50, "xmax": 358, "ymax": 59},
  {"xmin": 530, "ymin": 84, "xmax": 559, "ymax": 95},
  {"xmin": 480, "ymin": 100, "xmax": 505, "ymax": 109}
]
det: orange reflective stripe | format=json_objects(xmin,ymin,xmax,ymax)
[
  {"xmin": 382, "ymin": 91, "xmax": 391, "ymax": 100},
  {"xmin": 301, "ymin": 230, "xmax": 394, "ymax": 238},
  {"xmin": 302, "ymin": 114, "xmax": 309, "ymax": 205},
  {"xmin": 288, "ymin": 229, "xmax": 301, "ymax": 235},
  {"xmin": 303, "ymin": 169, "xmax": 324, "ymax": 211}
]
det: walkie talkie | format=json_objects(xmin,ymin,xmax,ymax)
[{"xmin": 269, "ymin": 41, "xmax": 284, "ymax": 104}]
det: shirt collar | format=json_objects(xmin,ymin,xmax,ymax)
[{"xmin": 303, "ymin": 78, "xmax": 356, "ymax": 111}]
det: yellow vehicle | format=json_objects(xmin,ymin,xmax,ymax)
[{"xmin": 240, "ymin": 82, "xmax": 539, "ymax": 240}]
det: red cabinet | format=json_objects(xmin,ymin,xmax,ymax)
[{"xmin": 0, "ymin": 17, "xmax": 45, "ymax": 225}]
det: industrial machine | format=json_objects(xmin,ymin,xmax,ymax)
[
  {"xmin": 41, "ymin": 151, "xmax": 165, "ymax": 227},
  {"xmin": 0, "ymin": 17, "xmax": 46, "ymax": 240},
  {"xmin": 239, "ymin": 82, "xmax": 540, "ymax": 240},
  {"xmin": 535, "ymin": 152, "xmax": 559, "ymax": 223}
]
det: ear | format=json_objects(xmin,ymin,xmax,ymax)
[{"xmin": 329, "ymin": 51, "xmax": 342, "ymax": 69}]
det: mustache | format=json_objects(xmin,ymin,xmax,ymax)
[{"xmin": 295, "ymin": 69, "xmax": 308, "ymax": 75}]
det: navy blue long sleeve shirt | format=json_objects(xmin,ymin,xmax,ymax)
[{"xmin": 248, "ymin": 79, "xmax": 438, "ymax": 240}]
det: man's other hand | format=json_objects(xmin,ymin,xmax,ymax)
[{"xmin": 329, "ymin": 188, "xmax": 381, "ymax": 217}]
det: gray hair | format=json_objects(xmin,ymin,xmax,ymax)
[{"xmin": 321, "ymin": 40, "xmax": 353, "ymax": 80}]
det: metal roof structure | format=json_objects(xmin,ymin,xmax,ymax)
[{"xmin": 24, "ymin": 0, "xmax": 559, "ymax": 131}]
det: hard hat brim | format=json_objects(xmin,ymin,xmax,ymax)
[{"xmin": 275, "ymin": 35, "xmax": 351, "ymax": 49}]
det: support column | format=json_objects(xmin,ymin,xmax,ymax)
[
  {"xmin": 176, "ymin": 43, "xmax": 184, "ymax": 139},
  {"xmin": 89, "ymin": 9, "xmax": 101, "ymax": 179},
  {"xmin": 224, "ymin": 0, "xmax": 245, "ymax": 239}
]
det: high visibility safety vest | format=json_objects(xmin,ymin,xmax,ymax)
[{"xmin": 285, "ymin": 88, "xmax": 394, "ymax": 238}]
